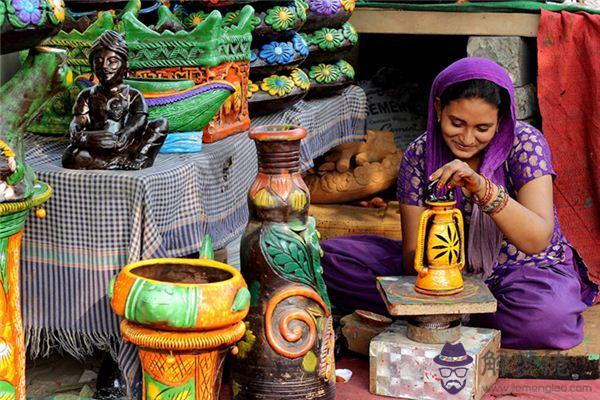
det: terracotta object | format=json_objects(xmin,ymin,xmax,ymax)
[
  {"xmin": 303, "ymin": 60, "xmax": 354, "ymax": 99},
  {"xmin": 250, "ymin": 32, "xmax": 309, "ymax": 76},
  {"xmin": 339, "ymin": 312, "xmax": 390, "ymax": 356},
  {"xmin": 302, "ymin": 0, "xmax": 354, "ymax": 32},
  {"xmin": 62, "ymin": 30, "xmax": 168, "ymax": 170},
  {"xmin": 240, "ymin": 0, "xmax": 307, "ymax": 38},
  {"xmin": 231, "ymin": 125, "xmax": 335, "ymax": 399},
  {"xmin": 302, "ymin": 22, "xmax": 357, "ymax": 64},
  {"xmin": 0, "ymin": 46, "xmax": 70, "ymax": 202},
  {"xmin": 304, "ymin": 131, "xmax": 402, "ymax": 204},
  {"xmin": 0, "ymin": 183, "xmax": 51, "ymax": 400},
  {"xmin": 0, "ymin": 0, "xmax": 65, "ymax": 54},
  {"xmin": 110, "ymin": 255, "xmax": 250, "ymax": 400},
  {"xmin": 247, "ymin": 69, "xmax": 310, "ymax": 117},
  {"xmin": 45, "ymin": 2, "xmax": 254, "ymax": 142},
  {"xmin": 414, "ymin": 181, "xmax": 465, "ymax": 296}
]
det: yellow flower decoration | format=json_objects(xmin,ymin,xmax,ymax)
[
  {"xmin": 290, "ymin": 190, "xmax": 307, "ymax": 211},
  {"xmin": 261, "ymin": 75, "xmax": 295, "ymax": 97},
  {"xmin": 247, "ymin": 81, "xmax": 259, "ymax": 99},
  {"xmin": 48, "ymin": 0, "xmax": 65, "ymax": 23},
  {"xmin": 253, "ymin": 188, "xmax": 276, "ymax": 207},
  {"xmin": 290, "ymin": 69, "xmax": 310, "ymax": 90},
  {"xmin": 342, "ymin": 0, "xmax": 355, "ymax": 13}
]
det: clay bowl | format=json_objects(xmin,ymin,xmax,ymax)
[
  {"xmin": 303, "ymin": 60, "xmax": 355, "ymax": 99},
  {"xmin": 109, "ymin": 258, "xmax": 250, "ymax": 331},
  {"xmin": 251, "ymin": 1, "xmax": 307, "ymax": 38},
  {"xmin": 301, "ymin": 0, "xmax": 353, "ymax": 32},
  {"xmin": 1, "ymin": 0, "xmax": 64, "ymax": 54},
  {"xmin": 302, "ymin": 22, "xmax": 358, "ymax": 64},
  {"xmin": 250, "ymin": 32, "xmax": 309, "ymax": 76},
  {"xmin": 248, "ymin": 68, "xmax": 310, "ymax": 117},
  {"xmin": 355, "ymin": 310, "xmax": 393, "ymax": 327}
]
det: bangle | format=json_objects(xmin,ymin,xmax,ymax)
[
  {"xmin": 472, "ymin": 176, "xmax": 494, "ymax": 206},
  {"xmin": 481, "ymin": 184, "xmax": 508, "ymax": 215},
  {"xmin": 489, "ymin": 189, "xmax": 509, "ymax": 216}
]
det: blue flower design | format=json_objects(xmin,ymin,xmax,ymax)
[
  {"xmin": 259, "ymin": 41, "xmax": 295, "ymax": 65},
  {"xmin": 292, "ymin": 33, "xmax": 309, "ymax": 57},
  {"xmin": 11, "ymin": 0, "xmax": 42, "ymax": 25},
  {"xmin": 250, "ymin": 50, "xmax": 257, "ymax": 63}
]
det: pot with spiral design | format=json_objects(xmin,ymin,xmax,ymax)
[{"xmin": 230, "ymin": 125, "xmax": 335, "ymax": 399}]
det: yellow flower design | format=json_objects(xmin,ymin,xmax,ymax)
[
  {"xmin": 290, "ymin": 69, "xmax": 310, "ymax": 90},
  {"xmin": 48, "ymin": 0, "xmax": 65, "ymax": 22},
  {"xmin": 342, "ymin": 0, "xmax": 355, "ymax": 12},
  {"xmin": 0, "ymin": 339, "xmax": 13, "ymax": 370},
  {"xmin": 290, "ymin": 190, "xmax": 307, "ymax": 211},
  {"xmin": 261, "ymin": 75, "xmax": 295, "ymax": 97},
  {"xmin": 247, "ymin": 81, "xmax": 259, "ymax": 99},
  {"xmin": 253, "ymin": 189, "xmax": 276, "ymax": 207}
]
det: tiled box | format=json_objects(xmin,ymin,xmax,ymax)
[{"xmin": 370, "ymin": 321, "xmax": 500, "ymax": 400}]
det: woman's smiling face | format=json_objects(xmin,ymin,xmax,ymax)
[{"xmin": 435, "ymin": 97, "xmax": 500, "ymax": 163}]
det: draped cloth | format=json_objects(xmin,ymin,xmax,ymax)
[{"xmin": 537, "ymin": 10, "xmax": 600, "ymax": 293}]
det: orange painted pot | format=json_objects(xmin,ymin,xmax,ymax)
[
  {"xmin": 0, "ymin": 182, "xmax": 51, "ymax": 400},
  {"xmin": 110, "ymin": 258, "xmax": 250, "ymax": 331},
  {"xmin": 110, "ymin": 257, "xmax": 250, "ymax": 399}
]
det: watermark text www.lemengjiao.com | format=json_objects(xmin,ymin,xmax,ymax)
[{"xmin": 491, "ymin": 383, "xmax": 593, "ymax": 394}]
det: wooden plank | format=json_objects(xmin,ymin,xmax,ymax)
[
  {"xmin": 309, "ymin": 202, "xmax": 402, "ymax": 242},
  {"xmin": 349, "ymin": 8, "xmax": 540, "ymax": 37},
  {"xmin": 377, "ymin": 275, "xmax": 497, "ymax": 316}
]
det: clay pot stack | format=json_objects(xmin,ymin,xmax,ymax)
[
  {"xmin": 300, "ymin": 0, "xmax": 358, "ymax": 98},
  {"xmin": 246, "ymin": 1, "xmax": 312, "ymax": 117}
]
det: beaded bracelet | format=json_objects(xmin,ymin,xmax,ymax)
[
  {"xmin": 472, "ymin": 176, "xmax": 494, "ymax": 207},
  {"xmin": 480, "ymin": 184, "xmax": 508, "ymax": 215},
  {"xmin": 489, "ymin": 188, "xmax": 509, "ymax": 216}
]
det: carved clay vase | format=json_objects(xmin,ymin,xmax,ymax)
[
  {"xmin": 109, "ymin": 257, "xmax": 250, "ymax": 400},
  {"xmin": 414, "ymin": 180, "xmax": 465, "ymax": 296},
  {"xmin": 0, "ymin": 183, "xmax": 51, "ymax": 400},
  {"xmin": 231, "ymin": 125, "xmax": 335, "ymax": 399}
]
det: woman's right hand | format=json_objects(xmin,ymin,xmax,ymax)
[{"xmin": 429, "ymin": 159, "xmax": 487, "ymax": 198}]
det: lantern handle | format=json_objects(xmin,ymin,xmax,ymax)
[
  {"xmin": 427, "ymin": 178, "xmax": 455, "ymax": 203},
  {"xmin": 414, "ymin": 209, "xmax": 433, "ymax": 277}
]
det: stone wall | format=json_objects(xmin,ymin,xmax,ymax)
[{"xmin": 467, "ymin": 36, "xmax": 539, "ymax": 127}]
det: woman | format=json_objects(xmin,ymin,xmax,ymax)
[{"xmin": 322, "ymin": 57, "xmax": 598, "ymax": 349}]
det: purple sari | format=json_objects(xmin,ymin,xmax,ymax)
[{"xmin": 321, "ymin": 58, "xmax": 598, "ymax": 350}]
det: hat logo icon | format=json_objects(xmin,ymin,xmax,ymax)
[{"xmin": 434, "ymin": 342, "xmax": 473, "ymax": 394}]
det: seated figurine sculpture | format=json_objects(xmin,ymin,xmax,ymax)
[{"xmin": 62, "ymin": 30, "xmax": 168, "ymax": 170}]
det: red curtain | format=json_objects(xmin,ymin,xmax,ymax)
[{"xmin": 537, "ymin": 10, "xmax": 600, "ymax": 290}]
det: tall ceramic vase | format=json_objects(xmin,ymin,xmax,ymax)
[
  {"xmin": 0, "ymin": 183, "xmax": 51, "ymax": 400},
  {"xmin": 231, "ymin": 125, "xmax": 335, "ymax": 399}
]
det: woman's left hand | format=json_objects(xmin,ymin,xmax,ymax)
[{"xmin": 429, "ymin": 159, "xmax": 485, "ymax": 197}]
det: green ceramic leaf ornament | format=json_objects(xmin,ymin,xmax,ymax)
[
  {"xmin": 231, "ymin": 287, "xmax": 251, "ymax": 312},
  {"xmin": 199, "ymin": 234, "xmax": 215, "ymax": 260}
]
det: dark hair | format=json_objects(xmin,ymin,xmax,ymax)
[{"xmin": 440, "ymin": 79, "xmax": 510, "ymax": 118}]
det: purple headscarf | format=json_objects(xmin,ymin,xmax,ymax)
[{"xmin": 425, "ymin": 57, "xmax": 516, "ymax": 278}]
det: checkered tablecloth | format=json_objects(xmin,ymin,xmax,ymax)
[{"xmin": 20, "ymin": 86, "xmax": 366, "ymax": 392}]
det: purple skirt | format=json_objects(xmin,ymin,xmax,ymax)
[{"xmin": 321, "ymin": 234, "xmax": 592, "ymax": 350}]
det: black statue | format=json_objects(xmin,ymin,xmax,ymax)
[{"xmin": 62, "ymin": 30, "xmax": 168, "ymax": 170}]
